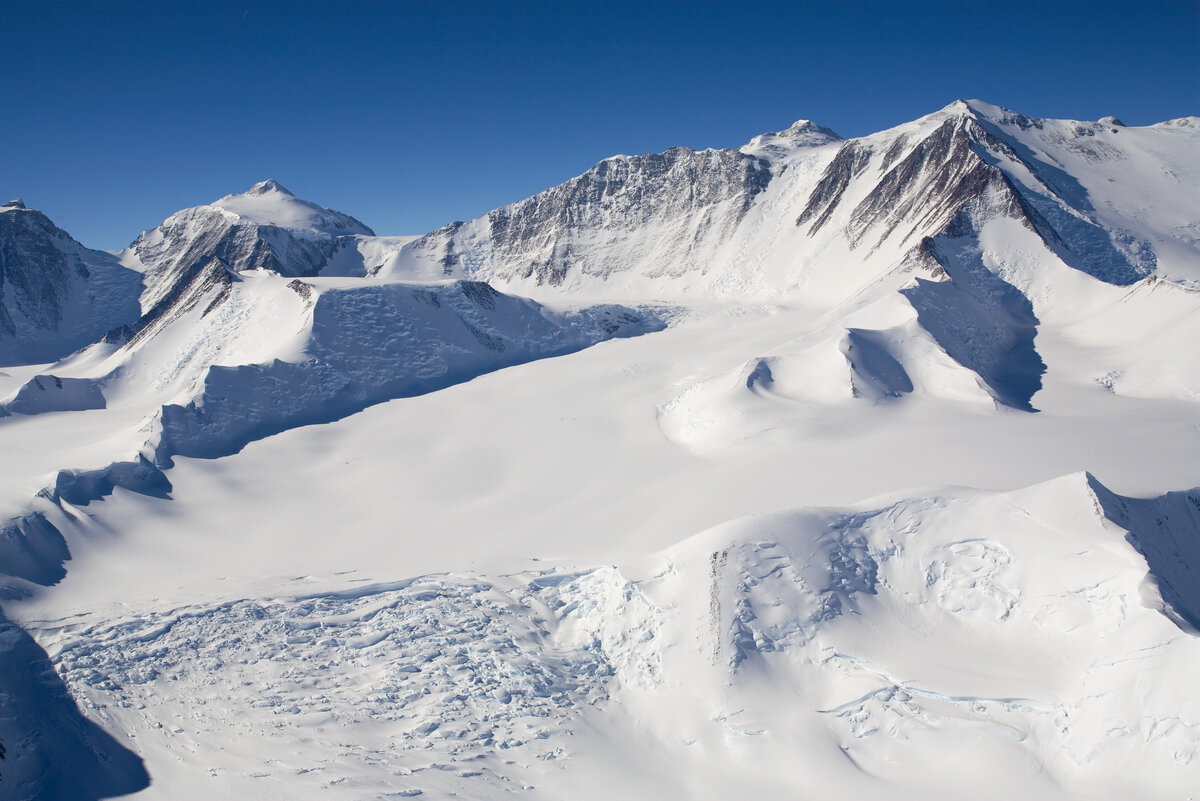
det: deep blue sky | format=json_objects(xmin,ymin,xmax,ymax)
[{"xmin": 3, "ymin": 1, "xmax": 1197, "ymax": 249}]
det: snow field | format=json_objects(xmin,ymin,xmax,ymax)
[
  {"xmin": 23, "ymin": 474, "xmax": 1200, "ymax": 800},
  {"xmin": 1, "ymin": 101, "xmax": 1198, "ymax": 800}
]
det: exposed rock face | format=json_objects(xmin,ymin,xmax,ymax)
[
  {"xmin": 793, "ymin": 114, "xmax": 1055, "ymax": 408},
  {"xmin": 0, "ymin": 204, "xmax": 142, "ymax": 364},
  {"xmin": 395, "ymin": 145, "xmax": 776, "ymax": 287},
  {"xmin": 388, "ymin": 101, "xmax": 1186, "ymax": 305},
  {"xmin": 796, "ymin": 109, "xmax": 1153, "ymax": 289},
  {"xmin": 0, "ymin": 105, "xmax": 1196, "ymax": 799},
  {"xmin": 111, "ymin": 255, "xmax": 235, "ymax": 348},
  {"xmin": 795, "ymin": 141, "xmax": 870, "ymax": 234},
  {"xmin": 383, "ymin": 102, "xmax": 1197, "ymax": 407},
  {"xmin": 125, "ymin": 181, "xmax": 375, "ymax": 339},
  {"xmin": 787, "ymin": 104, "xmax": 1185, "ymax": 407},
  {"xmin": 841, "ymin": 118, "xmax": 1031, "ymax": 249}
]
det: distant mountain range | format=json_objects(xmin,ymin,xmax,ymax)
[{"xmin": 1, "ymin": 101, "xmax": 1198, "ymax": 801}]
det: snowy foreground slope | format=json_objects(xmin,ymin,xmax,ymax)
[
  {"xmin": 13, "ymin": 475, "xmax": 1200, "ymax": 801},
  {"xmin": 0, "ymin": 101, "xmax": 1199, "ymax": 800}
]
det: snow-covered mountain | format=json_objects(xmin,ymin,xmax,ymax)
[
  {"xmin": 0, "ymin": 181, "xmax": 665, "ymax": 603},
  {"xmin": 386, "ymin": 100, "xmax": 1199, "ymax": 295},
  {"xmin": 118, "ymin": 180, "xmax": 415, "ymax": 345},
  {"xmin": 0, "ymin": 199, "xmax": 142, "ymax": 365},
  {"xmin": 385, "ymin": 100, "xmax": 1200, "ymax": 411},
  {"xmin": 0, "ymin": 101, "xmax": 1198, "ymax": 801}
]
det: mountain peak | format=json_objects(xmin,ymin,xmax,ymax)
[
  {"xmin": 206, "ymin": 182, "xmax": 374, "ymax": 237},
  {"xmin": 927, "ymin": 99, "xmax": 1000, "ymax": 122},
  {"xmin": 2, "ymin": 198, "xmax": 26, "ymax": 209},
  {"xmin": 927, "ymin": 99, "xmax": 1049, "ymax": 131},
  {"xmin": 246, "ymin": 179, "xmax": 293, "ymax": 197},
  {"xmin": 785, "ymin": 119, "xmax": 842, "ymax": 142},
  {"xmin": 741, "ymin": 117, "xmax": 841, "ymax": 158},
  {"xmin": 1153, "ymin": 116, "xmax": 1199, "ymax": 129}
]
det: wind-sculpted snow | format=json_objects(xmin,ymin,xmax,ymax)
[
  {"xmin": 54, "ymin": 456, "xmax": 173, "ymax": 507},
  {"xmin": 840, "ymin": 329, "xmax": 913, "ymax": 400},
  {"xmin": 5, "ymin": 374, "xmax": 106, "ymax": 414},
  {"xmin": 739, "ymin": 118, "xmax": 842, "ymax": 159},
  {"xmin": 2, "ymin": 101, "xmax": 1199, "ymax": 800},
  {"xmin": 372, "ymin": 102, "xmax": 1199, "ymax": 416},
  {"xmin": 24, "ymin": 475, "xmax": 1200, "ymax": 800},
  {"xmin": 0, "ymin": 511, "xmax": 70, "ymax": 589},
  {"xmin": 963, "ymin": 110, "xmax": 1156, "ymax": 285},
  {"xmin": 0, "ymin": 202, "xmax": 142, "ymax": 365},
  {"xmin": 157, "ymin": 280, "xmax": 667, "ymax": 460},
  {"xmin": 1088, "ymin": 476, "xmax": 1200, "ymax": 632},
  {"xmin": 0, "ymin": 271, "xmax": 663, "ymax": 594},
  {"xmin": 660, "ymin": 474, "xmax": 1200, "ymax": 797},
  {"xmin": 213, "ymin": 180, "xmax": 374, "ymax": 237},
  {"xmin": 0, "ymin": 459, "xmax": 171, "ymax": 596}
]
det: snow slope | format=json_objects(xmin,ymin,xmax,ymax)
[
  {"xmin": 13, "ymin": 475, "xmax": 1200, "ymax": 801},
  {"xmin": 380, "ymin": 99, "xmax": 1200, "ymax": 413},
  {"xmin": 0, "ymin": 101, "xmax": 1197, "ymax": 800},
  {"xmin": 0, "ymin": 272, "xmax": 664, "ymax": 594},
  {"xmin": 383, "ymin": 100, "xmax": 1200, "ymax": 298}
]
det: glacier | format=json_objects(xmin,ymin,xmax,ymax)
[{"xmin": 0, "ymin": 100, "xmax": 1198, "ymax": 800}]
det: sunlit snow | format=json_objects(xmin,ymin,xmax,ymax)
[{"xmin": 1, "ymin": 101, "xmax": 1198, "ymax": 800}]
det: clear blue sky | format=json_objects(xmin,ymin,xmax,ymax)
[{"xmin": 3, "ymin": 0, "xmax": 1197, "ymax": 249}]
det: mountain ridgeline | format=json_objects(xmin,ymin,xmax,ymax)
[
  {"xmin": 1, "ymin": 101, "xmax": 1199, "ymax": 801},
  {"xmin": 0, "ymin": 100, "xmax": 1195, "ymax": 452},
  {"xmin": 389, "ymin": 101, "xmax": 1190, "ymax": 292}
]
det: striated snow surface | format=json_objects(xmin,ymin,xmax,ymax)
[{"xmin": 15, "ymin": 475, "xmax": 1200, "ymax": 800}]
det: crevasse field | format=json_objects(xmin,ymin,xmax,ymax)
[{"xmin": 1, "ymin": 100, "xmax": 1198, "ymax": 800}]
